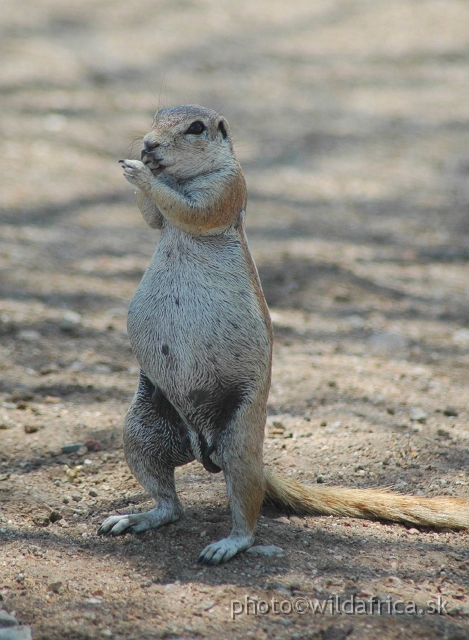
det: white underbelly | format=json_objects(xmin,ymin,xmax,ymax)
[{"xmin": 127, "ymin": 234, "xmax": 271, "ymax": 409}]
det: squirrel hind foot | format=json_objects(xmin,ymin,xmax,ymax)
[
  {"xmin": 197, "ymin": 534, "xmax": 255, "ymax": 565},
  {"xmin": 97, "ymin": 503, "xmax": 183, "ymax": 537}
]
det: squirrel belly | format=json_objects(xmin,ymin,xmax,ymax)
[{"xmin": 127, "ymin": 222, "xmax": 272, "ymax": 438}]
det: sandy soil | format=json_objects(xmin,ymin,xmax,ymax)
[{"xmin": 2, "ymin": 1, "xmax": 469, "ymax": 638}]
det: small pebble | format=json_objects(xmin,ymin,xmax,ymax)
[
  {"xmin": 443, "ymin": 406, "xmax": 458, "ymax": 417},
  {"xmin": 60, "ymin": 311, "xmax": 82, "ymax": 334},
  {"xmin": 61, "ymin": 444, "xmax": 83, "ymax": 454},
  {"xmin": 84, "ymin": 439, "xmax": 102, "ymax": 452},
  {"xmin": 33, "ymin": 515, "xmax": 50, "ymax": 527},
  {"xmin": 409, "ymin": 407, "xmax": 427, "ymax": 423},
  {"xmin": 39, "ymin": 363, "xmax": 60, "ymax": 375},
  {"xmin": 247, "ymin": 545, "xmax": 285, "ymax": 557},
  {"xmin": 17, "ymin": 330, "xmax": 41, "ymax": 342},
  {"xmin": 89, "ymin": 489, "xmax": 98, "ymax": 497},
  {"xmin": 407, "ymin": 528, "xmax": 419, "ymax": 535},
  {"xmin": 270, "ymin": 421, "xmax": 285, "ymax": 435},
  {"xmin": 24, "ymin": 425, "xmax": 39, "ymax": 434},
  {"xmin": 48, "ymin": 581, "xmax": 62, "ymax": 593}
]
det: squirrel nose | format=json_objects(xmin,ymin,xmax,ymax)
[
  {"xmin": 143, "ymin": 138, "xmax": 160, "ymax": 151},
  {"xmin": 142, "ymin": 138, "xmax": 161, "ymax": 161}
]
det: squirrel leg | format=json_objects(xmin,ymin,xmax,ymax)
[
  {"xmin": 197, "ymin": 406, "xmax": 266, "ymax": 565},
  {"xmin": 98, "ymin": 372, "xmax": 193, "ymax": 537}
]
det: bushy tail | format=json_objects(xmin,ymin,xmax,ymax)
[{"xmin": 264, "ymin": 469, "xmax": 469, "ymax": 529}]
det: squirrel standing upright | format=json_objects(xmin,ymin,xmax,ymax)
[{"xmin": 98, "ymin": 105, "xmax": 469, "ymax": 564}]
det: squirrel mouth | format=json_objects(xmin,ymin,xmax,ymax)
[
  {"xmin": 141, "ymin": 150, "xmax": 166, "ymax": 174},
  {"xmin": 149, "ymin": 163, "xmax": 166, "ymax": 175}
]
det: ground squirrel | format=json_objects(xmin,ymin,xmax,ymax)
[{"xmin": 98, "ymin": 105, "xmax": 469, "ymax": 565}]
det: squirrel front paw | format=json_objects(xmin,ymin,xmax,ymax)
[{"xmin": 119, "ymin": 159, "xmax": 153, "ymax": 188}]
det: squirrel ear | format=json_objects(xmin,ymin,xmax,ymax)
[{"xmin": 218, "ymin": 120, "xmax": 228, "ymax": 139}]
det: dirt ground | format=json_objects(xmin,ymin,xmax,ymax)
[{"xmin": 2, "ymin": 1, "xmax": 469, "ymax": 638}]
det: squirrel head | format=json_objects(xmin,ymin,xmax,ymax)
[{"xmin": 141, "ymin": 105, "xmax": 235, "ymax": 181}]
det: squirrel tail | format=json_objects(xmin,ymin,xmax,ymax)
[{"xmin": 263, "ymin": 468, "xmax": 469, "ymax": 529}]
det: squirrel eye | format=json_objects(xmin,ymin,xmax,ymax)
[{"xmin": 185, "ymin": 121, "xmax": 206, "ymax": 135}]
